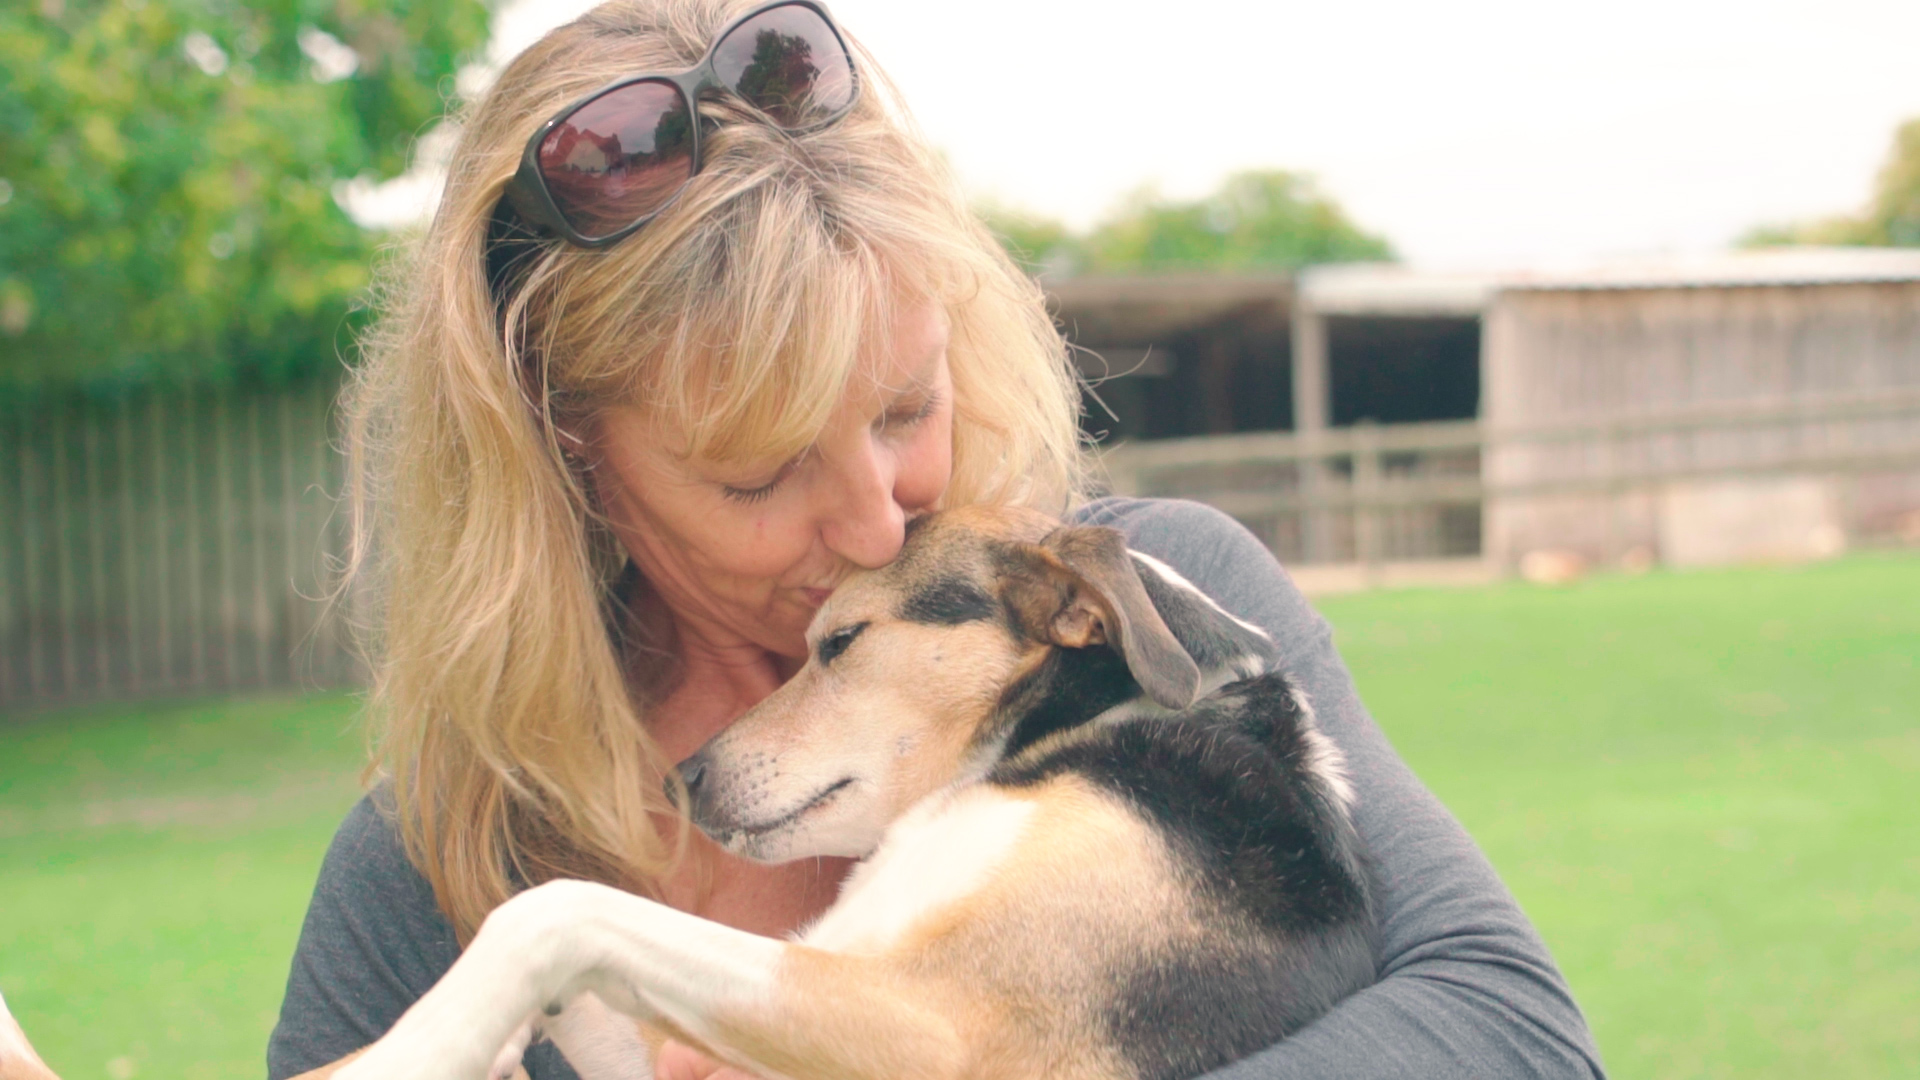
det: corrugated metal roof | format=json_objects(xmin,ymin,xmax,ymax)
[
  {"xmin": 1045, "ymin": 273, "xmax": 1293, "ymax": 343},
  {"xmin": 1500, "ymin": 247, "xmax": 1920, "ymax": 291},
  {"xmin": 1044, "ymin": 249, "xmax": 1920, "ymax": 332},
  {"xmin": 1298, "ymin": 263, "xmax": 1494, "ymax": 315}
]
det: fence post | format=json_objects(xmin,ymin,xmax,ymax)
[
  {"xmin": 1354, "ymin": 419, "xmax": 1382, "ymax": 585},
  {"xmin": 0, "ymin": 402, "xmax": 13, "ymax": 706},
  {"xmin": 149, "ymin": 391, "xmax": 174, "ymax": 690},
  {"xmin": 214, "ymin": 390, "xmax": 239, "ymax": 690},
  {"xmin": 84, "ymin": 407, "xmax": 110, "ymax": 690},
  {"xmin": 247, "ymin": 393, "xmax": 271, "ymax": 686},
  {"xmin": 280, "ymin": 391, "xmax": 299, "ymax": 688},
  {"xmin": 1291, "ymin": 300, "xmax": 1335, "ymax": 563},
  {"xmin": 118, "ymin": 396, "xmax": 143, "ymax": 693},
  {"xmin": 51, "ymin": 402, "xmax": 78, "ymax": 698}
]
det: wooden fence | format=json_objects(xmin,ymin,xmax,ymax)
[
  {"xmin": 1101, "ymin": 387, "xmax": 1920, "ymax": 585},
  {"xmin": 6, "ymin": 383, "xmax": 1918, "ymax": 709},
  {"xmin": 0, "ymin": 382, "xmax": 357, "ymax": 712}
]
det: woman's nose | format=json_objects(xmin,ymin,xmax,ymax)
[{"xmin": 818, "ymin": 435, "xmax": 906, "ymax": 569}]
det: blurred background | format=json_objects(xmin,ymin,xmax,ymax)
[{"xmin": 1, "ymin": 0, "xmax": 1915, "ymax": 1078}]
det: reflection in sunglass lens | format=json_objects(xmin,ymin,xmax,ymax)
[
  {"xmin": 712, "ymin": 4, "xmax": 855, "ymax": 126},
  {"xmin": 538, "ymin": 79, "xmax": 695, "ymax": 240}
]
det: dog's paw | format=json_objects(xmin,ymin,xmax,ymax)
[{"xmin": 487, "ymin": 1019, "xmax": 536, "ymax": 1080}]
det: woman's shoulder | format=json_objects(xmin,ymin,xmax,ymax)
[
  {"xmin": 1072, "ymin": 495, "xmax": 1276, "ymax": 574},
  {"xmin": 1072, "ymin": 494, "xmax": 1242, "ymax": 536},
  {"xmin": 1070, "ymin": 496, "xmax": 1325, "ymax": 644},
  {"xmin": 311, "ymin": 786, "xmax": 459, "ymax": 962},
  {"xmin": 272, "ymin": 790, "xmax": 583, "ymax": 1080},
  {"xmin": 268, "ymin": 789, "xmax": 463, "ymax": 1078}
]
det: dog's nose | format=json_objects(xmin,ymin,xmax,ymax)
[{"xmin": 672, "ymin": 753, "xmax": 708, "ymax": 802}]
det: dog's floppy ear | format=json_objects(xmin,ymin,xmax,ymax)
[{"xmin": 1002, "ymin": 525, "xmax": 1201, "ymax": 710}]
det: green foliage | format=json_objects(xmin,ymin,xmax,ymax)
[
  {"xmin": 1082, "ymin": 172, "xmax": 1393, "ymax": 273},
  {"xmin": 974, "ymin": 198, "xmax": 1080, "ymax": 276},
  {"xmin": 0, "ymin": 0, "xmax": 488, "ymax": 392},
  {"xmin": 977, "ymin": 170, "xmax": 1393, "ymax": 279},
  {"xmin": 1741, "ymin": 117, "xmax": 1920, "ymax": 249}
]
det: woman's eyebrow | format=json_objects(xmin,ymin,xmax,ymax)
[{"xmin": 881, "ymin": 337, "xmax": 949, "ymax": 398}]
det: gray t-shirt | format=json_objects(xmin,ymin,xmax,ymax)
[{"xmin": 267, "ymin": 498, "xmax": 1607, "ymax": 1080}]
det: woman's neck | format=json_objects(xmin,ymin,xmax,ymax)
[{"xmin": 654, "ymin": 637, "xmax": 783, "ymax": 757}]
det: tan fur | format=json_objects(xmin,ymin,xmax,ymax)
[
  {"xmin": 686, "ymin": 506, "xmax": 1201, "ymax": 861},
  {"xmin": 593, "ymin": 506, "xmax": 1225, "ymax": 1079},
  {"xmin": 653, "ymin": 776, "xmax": 1192, "ymax": 1080}
]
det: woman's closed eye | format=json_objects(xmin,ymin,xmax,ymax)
[
  {"xmin": 722, "ymin": 391, "xmax": 941, "ymax": 504},
  {"xmin": 720, "ymin": 459, "xmax": 799, "ymax": 504},
  {"xmin": 878, "ymin": 389, "xmax": 941, "ymax": 433}
]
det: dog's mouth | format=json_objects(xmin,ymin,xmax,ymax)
[{"xmin": 705, "ymin": 776, "xmax": 857, "ymax": 848}]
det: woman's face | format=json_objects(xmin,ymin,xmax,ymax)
[{"xmin": 588, "ymin": 300, "xmax": 954, "ymax": 660}]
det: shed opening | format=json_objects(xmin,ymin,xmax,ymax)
[{"xmin": 1327, "ymin": 315, "xmax": 1480, "ymax": 426}]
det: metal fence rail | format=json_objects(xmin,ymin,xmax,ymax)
[{"xmin": 0, "ymin": 383, "xmax": 357, "ymax": 712}]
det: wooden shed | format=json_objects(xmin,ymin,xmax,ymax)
[
  {"xmin": 1049, "ymin": 250, "xmax": 1920, "ymax": 580},
  {"xmin": 1050, "ymin": 268, "xmax": 1495, "ymax": 569},
  {"xmin": 1482, "ymin": 249, "xmax": 1920, "ymax": 567},
  {"xmin": 1045, "ymin": 274, "xmax": 1295, "ymax": 443}
]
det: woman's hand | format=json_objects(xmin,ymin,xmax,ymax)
[{"xmin": 653, "ymin": 1040, "xmax": 762, "ymax": 1080}]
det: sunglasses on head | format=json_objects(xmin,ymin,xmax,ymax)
[{"xmin": 495, "ymin": 0, "xmax": 859, "ymax": 251}]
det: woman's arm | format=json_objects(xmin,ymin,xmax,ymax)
[
  {"xmin": 268, "ymin": 793, "xmax": 583, "ymax": 1080},
  {"xmin": 1076, "ymin": 497, "xmax": 1607, "ymax": 1080}
]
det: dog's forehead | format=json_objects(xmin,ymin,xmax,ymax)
[
  {"xmin": 905, "ymin": 504, "xmax": 1057, "ymax": 550},
  {"xmin": 846, "ymin": 506, "xmax": 1058, "ymax": 627}
]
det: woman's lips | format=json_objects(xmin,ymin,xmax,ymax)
[{"xmin": 801, "ymin": 587, "xmax": 834, "ymax": 608}]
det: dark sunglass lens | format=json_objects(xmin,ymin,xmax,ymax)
[
  {"xmin": 711, "ymin": 4, "xmax": 855, "ymax": 126},
  {"xmin": 538, "ymin": 80, "xmax": 695, "ymax": 240}
]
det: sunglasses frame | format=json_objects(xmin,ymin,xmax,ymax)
[{"xmin": 497, "ymin": 0, "xmax": 860, "ymax": 250}]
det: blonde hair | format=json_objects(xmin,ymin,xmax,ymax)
[{"xmin": 343, "ymin": 0, "xmax": 1089, "ymax": 940}]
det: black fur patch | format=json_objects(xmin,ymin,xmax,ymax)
[
  {"xmin": 995, "ymin": 673, "xmax": 1371, "ymax": 937},
  {"xmin": 989, "ymin": 672, "xmax": 1377, "ymax": 1075},
  {"xmin": 899, "ymin": 576, "xmax": 997, "ymax": 626},
  {"xmin": 994, "ymin": 646, "xmax": 1141, "ymax": 760},
  {"xmin": 1106, "ymin": 925, "xmax": 1380, "ymax": 1080}
]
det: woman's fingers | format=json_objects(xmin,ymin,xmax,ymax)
[{"xmin": 652, "ymin": 1040, "xmax": 761, "ymax": 1080}]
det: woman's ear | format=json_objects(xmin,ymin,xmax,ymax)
[
  {"xmin": 550, "ymin": 404, "xmax": 597, "ymax": 464},
  {"xmin": 555, "ymin": 422, "xmax": 591, "ymax": 459}
]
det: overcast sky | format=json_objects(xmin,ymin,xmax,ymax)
[{"xmin": 476, "ymin": 0, "xmax": 1920, "ymax": 267}]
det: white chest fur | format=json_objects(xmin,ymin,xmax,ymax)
[{"xmin": 801, "ymin": 786, "xmax": 1036, "ymax": 954}]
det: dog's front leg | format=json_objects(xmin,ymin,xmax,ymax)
[
  {"xmin": 516, "ymin": 887, "xmax": 969, "ymax": 1080},
  {"xmin": 336, "ymin": 879, "xmax": 964, "ymax": 1080},
  {"xmin": 330, "ymin": 880, "xmax": 694, "ymax": 1080}
]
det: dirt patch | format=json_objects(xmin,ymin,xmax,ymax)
[{"xmin": 0, "ymin": 771, "xmax": 362, "ymax": 838}]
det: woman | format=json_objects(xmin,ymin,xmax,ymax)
[{"xmin": 268, "ymin": 1, "xmax": 1606, "ymax": 1078}]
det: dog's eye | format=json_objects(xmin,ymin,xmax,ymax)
[{"xmin": 817, "ymin": 622, "xmax": 869, "ymax": 666}]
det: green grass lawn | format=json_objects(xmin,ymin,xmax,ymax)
[
  {"xmin": 1, "ymin": 552, "xmax": 1915, "ymax": 1080},
  {"xmin": 1316, "ymin": 552, "xmax": 1920, "ymax": 1079},
  {"xmin": 0, "ymin": 694, "xmax": 366, "ymax": 1080}
]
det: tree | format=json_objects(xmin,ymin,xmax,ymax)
[
  {"xmin": 975, "ymin": 171, "xmax": 1393, "ymax": 280},
  {"xmin": 0, "ymin": 0, "xmax": 488, "ymax": 391},
  {"xmin": 974, "ymin": 198, "xmax": 1081, "ymax": 278},
  {"xmin": 1742, "ymin": 117, "xmax": 1920, "ymax": 248},
  {"xmin": 1080, "ymin": 171, "xmax": 1392, "ymax": 274}
]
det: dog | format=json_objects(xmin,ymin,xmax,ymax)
[{"xmin": 0, "ymin": 505, "xmax": 1376, "ymax": 1080}]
